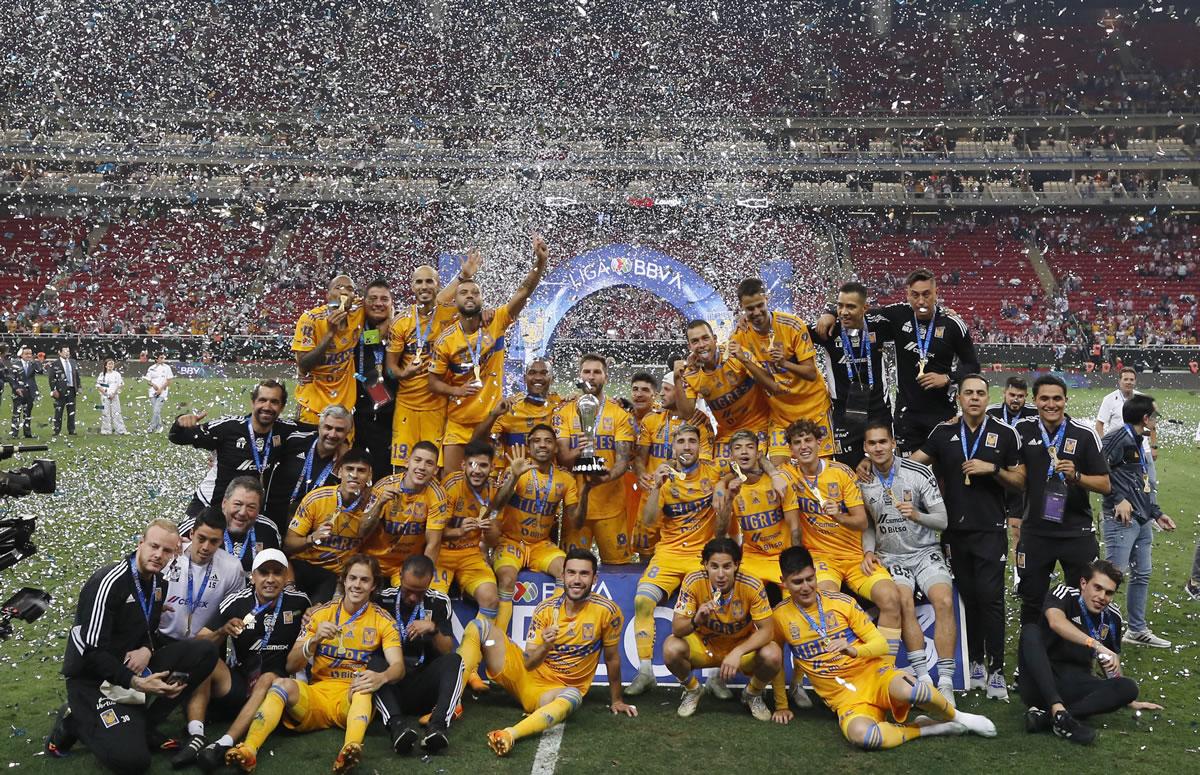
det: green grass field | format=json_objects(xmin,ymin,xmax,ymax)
[{"xmin": 1, "ymin": 377, "xmax": 1199, "ymax": 774}]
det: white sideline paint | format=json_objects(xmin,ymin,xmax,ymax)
[{"xmin": 530, "ymin": 723, "xmax": 565, "ymax": 775}]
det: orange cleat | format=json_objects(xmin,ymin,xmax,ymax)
[
  {"xmin": 332, "ymin": 742, "xmax": 362, "ymax": 773},
  {"xmin": 487, "ymin": 729, "xmax": 514, "ymax": 757},
  {"xmin": 225, "ymin": 743, "xmax": 257, "ymax": 773},
  {"xmin": 419, "ymin": 703, "xmax": 463, "ymax": 726}
]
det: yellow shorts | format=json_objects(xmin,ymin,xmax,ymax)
[
  {"xmin": 488, "ymin": 636, "xmax": 581, "ymax": 713},
  {"xmin": 769, "ymin": 412, "xmax": 835, "ymax": 459},
  {"xmin": 713, "ymin": 430, "xmax": 768, "ymax": 461},
  {"xmin": 833, "ymin": 665, "xmax": 911, "ymax": 733},
  {"xmin": 433, "ymin": 546, "xmax": 497, "ymax": 597},
  {"xmin": 284, "ymin": 680, "xmax": 368, "ymax": 733},
  {"xmin": 374, "ymin": 548, "xmax": 421, "ymax": 588},
  {"xmin": 639, "ymin": 550, "xmax": 701, "ymax": 596},
  {"xmin": 739, "ymin": 552, "xmax": 784, "ymax": 586},
  {"xmin": 562, "ymin": 513, "xmax": 631, "ymax": 565},
  {"xmin": 493, "ymin": 538, "xmax": 565, "ymax": 575},
  {"xmin": 391, "ymin": 404, "xmax": 447, "ymax": 467},
  {"xmin": 682, "ymin": 633, "xmax": 761, "ymax": 671},
  {"xmin": 441, "ymin": 417, "xmax": 478, "ymax": 447},
  {"xmin": 814, "ymin": 554, "xmax": 893, "ymax": 599}
]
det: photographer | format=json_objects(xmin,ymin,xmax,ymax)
[{"xmin": 47, "ymin": 519, "xmax": 218, "ymax": 774}]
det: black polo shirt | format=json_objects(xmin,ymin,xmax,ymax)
[
  {"xmin": 919, "ymin": 415, "xmax": 1021, "ymax": 533},
  {"xmin": 179, "ymin": 510, "xmax": 282, "ymax": 575},
  {"xmin": 1041, "ymin": 583, "xmax": 1122, "ymax": 667},
  {"xmin": 986, "ymin": 402, "xmax": 1038, "ymax": 426},
  {"xmin": 379, "ymin": 588, "xmax": 453, "ymax": 670},
  {"xmin": 876, "ymin": 303, "xmax": 979, "ymax": 419},
  {"xmin": 212, "ymin": 587, "xmax": 310, "ymax": 677},
  {"xmin": 1015, "ymin": 415, "xmax": 1109, "ymax": 538},
  {"xmin": 811, "ymin": 314, "xmax": 894, "ymax": 423}
]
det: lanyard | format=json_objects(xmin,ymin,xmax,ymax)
[
  {"xmin": 796, "ymin": 593, "xmax": 828, "ymax": 640},
  {"xmin": 465, "ymin": 327, "xmax": 485, "ymax": 370},
  {"xmin": 245, "ymin": 417, "xmax": 273, "ymax": 477},
  {"xmin": 1078, "ymin": 604, "xmax": 1107, "ymax": 641},
  {"xmin": 128, "ymin": 555, "xmax": 157, "ymax": 631},
  {"xmin": 224, "ymin": 526, "xmax": 255, "ymax": 561},
  {"xmin": 875, "ymin": 462, "xmax": 897, "ymax": 497},
  {"xmin": 184, "ymin": 557, "xmax": 214, "ymax": 637},
  {"xmin": 1038, "ymin": 419, "xmax": 1067, "ymax": 481},
  {"xmin": 912, "ymin": 309, "xmax": 937, "ymax": 363},
  {"xmin": 413, "ymin": 305, "xmax": 434, "ymax": 353},
  {"xmin": 838, "ymin": 327, "xmax": 873, "ymax": 387},
  {"xmin": 336, "ymin": 487, "xmax": 368, "ymax": 514},
  {"xmin": 395, "ymin": 599, "xmax": 428, "ymax": 667},
  {"xmin": 468, "ymin": 481, "xmax": 490, "ymax": 512},
  {"xmin": 802, "ymin": 460, "xmax": 825, "ymax": 502},
  {"xmin": 1002, "ymin": 405, "xmax": 1016, "ymax": 425},
  {"xmin": 660, "ymin": 414, "xmax": 675, "ymax": 457},
  {"xmin": 1124, "ymin": 424, "xmax": 1147, "ymax": 475},
  {"xmin": 960, "ymin": 416, "xmax": 987, "ymax": 464},
  {"xmin": 531, "ymin": 467, "xmax": 553, "ymax": 514},
  {"xmin": 335, "ymin": 600, "xmax": 370, "ymax": 655},
  {"xmin": 250, "ymin": 594, "xmax": 285, "ymax": 652},
  {"xmin": 292, "ymin": 440, "xmax": 336, "ymax": 501},
  {"xmin": 710, "ymin": 583, "xmax": 730, "ymax": 610},
  {"xmin": 355, "ymin": 332, "xmax": 385, "ymax": 381}
]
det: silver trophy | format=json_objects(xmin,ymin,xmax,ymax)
[{"xmin": 571, "ymin": 390, "xmax": 609, "ymax": 474}]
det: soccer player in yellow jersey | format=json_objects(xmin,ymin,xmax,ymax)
[
  {"xmin": 781, "ymin": 419, "xmax": 904, "ymax": 663},
  {"xmin": 460, "ymin": 549, "xmax": 636, "ymax": 756},
  {"xmin": 284, "ymin": 449, "xmax": 378, "ymax": 602},
  {"xmin": 470, "ymin": 358, "xmax": 561, "ymax": 479},
  {"xmin": 624, "ymin": 371, "xmax": 659, "ymax": 556},
  {"xmin": 492, "ymin": 424, "xmax": 585, "ymax": 633},
  {"xmin": 555, "ymin": 354, "xmax": 636, "ymax": 564},
  {"xmin": 627, "ymin": 423, "xmax": 730, "ymax": 696},
  {"xmin": 666, "ymin": 538, "xmax": 789, "ymax": 722},
  {"xmin": 773, "ymin": 546, "xmax": 996, "ymax": 750},
  {"xmin": 361, "ymin": 441, "xmax": 449, "ymax": 586},
  {"xmin": 292, "ymin": 274, "xmax": 366, "ymax": 424},
  {"xmin": 716, "ymin": 429, "xmax": 800, "ymax": 592},
  {"xmin": 226, "ymin": 555, "xmax": 406, "ymax": 773},
  {"xmin": 675, "ymin": 319, "xmax": 779, "ymax": 459},
  {"xmin": 428, "ymin": 234, "xmax": 549, "ymax": 474},
  {"xmin": 733, "ymin": 277, "xmax": 835, "ymax": 461}
]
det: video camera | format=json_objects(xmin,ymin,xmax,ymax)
[
  {"xmin": 0, "ymin": 444, "xmax": 56, "ymax": 497},
  {"xmin": 0, "ymin": 444, "xmax": 55, "ymax": 640}
]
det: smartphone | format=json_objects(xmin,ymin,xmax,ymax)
[{"xmin": 165, "ymin": 671, "xmax": 189, "ymax": 685}]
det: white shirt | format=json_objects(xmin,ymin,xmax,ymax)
[
  {"xmin": 1096, "ymin": 389, "xmax": 1151, "ymax": 454},
  {"xmin": 60, "ymin": 358, "xmax": 74, "ymax": 386},
  {"xmin": 96, "ymin": 370, "xmax": 123, "ymax": 398},
  {"xmin": 158, "ymin": 547, "xmax": 245, "ymax": 640},
  {"xmin": 146, "ymin": 363, "xmax": 174, "ymax": 399}
]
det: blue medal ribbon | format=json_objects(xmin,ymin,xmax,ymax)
[
  {"xmin": 465, "ymin": 328, "xmax": 485, "ymax": 375},
  {"xmin": 184, "ymin": 557, "xmax": 214, "ymax": 637},
  {"xmin": 912, "ymin": 309, "xmax": 937, "ymax": 365},
  {"xmin": 128, "ymin": 554, "xmax": 157, "ymax": 631},
  {"xmin": 1038, "ymin": 419, "xmax": 1067, "ymax": 482},
  {"xmin": 960, "ymin": 416, "xmax": 988, "ymax": 469},
  {"xmin": 291, "ymin": 440, "xmax": 336, "ymax": 501},
  {"xmin": 1078, "ymin": 603, "xmax": 1107, "ymax": 642},
  {"xmin": 249, "ymin": 594, "xmax": 284, "ymax": 652},
  {"xmin": 839, "ymin": 327, "xmax": 874, "ymax": 388},
  {"xmin": 245, "ymin": 417, "xmax": 273, "ymax": 478},
  {"xmin": 660, "ymin": 415, "xmax": 675, "ymax": 460},
  {"xmin": 524, "ymin": 393, "xmax": 546, "ymax": 407},
  {"xmin": 336, "ymin": 487, "xmax": 370, "ymax": 514},
  {"xmin": 394, "ymin": 598, "xmax": 428, "ymax": 667},
  {"xmin": 795, "ymin": 592, "xmax": 829, "ymax": 643},
  {"xmin": 334, "ymin": 600, "xmax": 370, "ymax": 658},
  {"xmin": 531, "ymin": 467, "xmax": 553, "ymax": 515},
  {"xmin": 413, "ymin": 305, "xmax": 435, "ymax": 355},
  {"xmin": 224, "ymin": 526, "xmax": 256, "ymax": 562},
  {"xmin": 355, "ymin": 330, "xmax": 386, "ymax": 383},
  {"xmin": 875, "ymin": 461, "xmax": 897, "ymax": 503},
  {"xmin": 1124, "ymin": 424, "xmax": 1148, "ymax": 477},
  {"xmin": 680, "ymin": 459, "xmax": 699, "ymax": 474}
]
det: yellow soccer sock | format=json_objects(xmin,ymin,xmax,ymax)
[
  {"xmin": 878, "ymin": 626, "xmax": 902, "ymax": 663},
  {"xmin": 344, "ymin": 691, "xmax": 373, "ymax": 746},
  {"xmin": 243, "ymin": 685, "xmax": 288, "ymax": 752},
  {"xmin": 771, "ymin": 667, "xmax": 788, "ymax": 709},
  {"xmin": 509, "ymin": 689, "xmax": 581, "ymax": 742},
  {"xmin": 873, "ymin": 721, "xmax": 921, "ymax": 749},
  {"xmin": 633, "ymin": 593, "xmax": 657, "ymax": 662},
  {"xmin": 683, "ymin": 675, "xmax": 700, "ymax": 692},
  {"xmin": 746, "ymin": 676, "xmax": 767, "ymax": 696},
  {"xmin": 909, "ymin": 675, "xmax": 955, "ymax": 719},
  {"xmin": 458, "ymin": 617, "xmax": 485, "ymax": 679},
  {"xmin": 496, "ymin": 596, "xmax": 513, "ymax": 634}
]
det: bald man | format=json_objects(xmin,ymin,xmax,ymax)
[{"xmin": 292, "ymin": 274, "xmax": 366, "ymax": 425}]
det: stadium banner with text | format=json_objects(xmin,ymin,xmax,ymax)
[{"xmin": 449, "ymin": 565, "xmax": 969, "ymax": 689}]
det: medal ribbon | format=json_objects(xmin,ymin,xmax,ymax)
[
  {"xmin": 839, "ymin": 327, "xmax": 874, "ymax": 388},
  {"xmin": 395, "ymin": 598, "xmax": 428, "ymax": 667},
  {"xmin": 224, "ymin": 526, "xmax": 256, "ymax": 561},
  {"xmin": 796, "ymin": 593, "xmax": 828, "ymax": 640},
  {"xmin": 960, "ymin": 416, "xmax": 987, "ymax": 468},
  {"xmin": 1124, "ymin": 424, "xmax": 1148, "ymax": 478},
  {"xmin": 250, "ymin": 594, "xmax": 285, "ymax": 652},
  {"xmin": 245, "ymin": 417, "xmax": 273, "ymax": 477},
  {"xmin": 531, "ymin": 467, "xmax": 553, "ymax": 515},
  {"xmin": 128, "ymin": 554, "xmax": 157, "ymax": 631},
  {"xmin": 185, "ymin": 557, "xmax": 214, "ymax": 637},
  {"xmin": 912, "ymin": 309, "xmax": 937, "ymax": 363},
  {"xmin": 1038, "ymin": 420, "xmax": 1067, "ymax": 482},
  {"xmin": 292, "ymin": 439, "xmax": 336, "ymax": 501}
]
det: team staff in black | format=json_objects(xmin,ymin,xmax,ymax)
[
  {"xmin": 46, "ymin": 345, "xmax": 82, "ymax": 436},
  {"xmin": 986, "ymin": 376, "xmax": 1038, "ymax": 557},
  {"xmin": 9, "ymin": 345, "xmax": 42, "ymax": 438},
  {"xmin": 189, "ymin": 550, "xmax": 311, "ymax": 771},
  {"xmin": 810, "ymin": 281, "xmax": 894, "ymax": 467},
  {"xmin": 912, "ymin": 374, "xmax": 1024, "ymax": 700},
  {"xmin": 354, "ymin": 279, "xmax": 399, "ymax": 479},
  {"xmin": 1014, "ymin": 375, "xmax": 1111, "ymax": 625},
  {"xmin": 170, "ymin": 380, "xmax": 298, "ymax": 519},
  {"xmin": 48, "ymin": 519, "xmax": 219, "ymax": 774},
  {"xmin": 265, "ymin": 403, "xmax": 352, "ymax": 530},
  {"xmin": 1018, "ymin": 560, "xmax": 1162, "ymax": 745},
  {"xmin": 180, "ymin": 476, "xmax": 281, "ymax": 576}
]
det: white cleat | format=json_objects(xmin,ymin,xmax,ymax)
[
  {"xmin": 677, "ymin": 685, "xmax": 704, "ymax": 718},
  {"xmin": 986, "ymin": 671, "xmax": 1010, "ymax": 702},
  {"xmin": 624, "ymin": 670, "xmax": 657, "ymax": 696},
  {"xmin": 791, "ymin": 683, "xmax": 814, "ymax": 709},
  {"xmin": 968, "ymin": 661, "xmax": 987, "ymax": 690},
  {"xmin": 706, "ymin": 674, "xmax": 733, "ymax": 700},
  {"xmin": 954, "ymin": 710, "xmax": 998, "ymax": 738},
  {"xmin": 741, "ymin": 689, "xmax": 772, "ymax": 722}
]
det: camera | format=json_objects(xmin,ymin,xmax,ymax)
[{"xmin": 0, "ymin": 445, "xmax": 56, "ymax": 497}]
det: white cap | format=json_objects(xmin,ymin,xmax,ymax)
[
  {"xmin": 662, "ymin": 371, "xmax": 675, "ymax": 387},
  {"xmin": 251, "ymin": 548, "xmax": 289, "ymax": 572}
]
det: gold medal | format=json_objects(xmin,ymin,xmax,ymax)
[
  {"xmin": 1143, "ymin": 474, "xmax": 1151, "ymax": 493},
  {"xmin": 412, "ymin": 349, "xmax": 422, "ymax": 365},
  {"xmin": 473, "ymin": 363, "xmax": 481, "ymax": 383},
  {"xmin": 731, "ymin": 461, "xmax": 748, "ymax": 482},
  {"xmin": 1048, "ymin": 445, "xmax": 1059, "ymax": 466},
  {"xmin": 242, "ymin": 613, "xmax": 256, "ymax": 629},
  {"xmin": 671, "ymin": 465, "xmax": 687, "ymax": 480},
  {"xmin": 917, "ymin": 357, "xmax": 927, "ymax": 377},
  {"xmin": 964, "ymin": 473, "xmax": 972, "ymax": 486}
]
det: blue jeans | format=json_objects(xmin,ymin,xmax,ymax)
[{"xmin": 1102, "ymin": 515, "xmax": 1154, "ymax": 632}]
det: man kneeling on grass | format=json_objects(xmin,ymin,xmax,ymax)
[
  {"xmin": 459, "ymin": 548, "xmax": 637, "ymax": 756},
  {"xmin": 774, "ymin": 545, "xmax": 998, "ymax": 749}
]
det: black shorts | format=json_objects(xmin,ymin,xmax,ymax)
[{"xmin": 210, "ymin": 667, "xmax": 256, "ymax": 718}]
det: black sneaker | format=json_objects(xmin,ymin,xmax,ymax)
[
  {"xmin": 1184, "ymin": 580, "xmax": 1200, "ymax": 601},
  {"xmin": 1052, "ymin": 710, "xmax": 1096, "ymax": 745},
  {"xmin": 196, "ymin": 742, "xmax": 230, "ymax": 772},
  {"xmin": 1024, "ymin": 707, "xmax": 1052, "ymax": 733},
  {"xmin": 171, "ymin": 734, "xmax": 206, "ymax": 769},
  {"xmin": 389, "ymin": 721, "xmax": 419, "ymax": 755},
  {"xmin": 421, "ymin": 730, "xmax": 449, "ymax": 754},
  {"xmin": 45, "ymin": 703, "xmax": 77, "ymax": 757}
]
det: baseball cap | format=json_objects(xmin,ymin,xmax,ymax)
[
  {"xmin": 662, "ymin": 371, "xmax": 675, "ymax": 387},
  {"xmin": 251, "ymin": 548, "xmax": 289, "ymax": 572}
]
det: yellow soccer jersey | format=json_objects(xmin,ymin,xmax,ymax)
[
  {"xmin": 782, "ymin": 461, "xmax": 865, "ymax": 561},
  {"xmin": 434, "ymin": 472, "xmax": 497, "ymax": 551},
  {"xmin": 288, "ymin": 485, "xmax": 372, "ymax": 570},
  {"xmin": 305, "ymin": 600, "xmax": 401, "ymax": 683},
  {"xmin": 526, "ymin": 593, "xmax": 623, "ymax": 690},
  {"xmin": 732, "ymin": 311, "xmax": 832, "ymax": 426},
  {"xmin": 638, "ymin": 410, "xmax": 715, "ymax": 471},
  {"xmin": 292, "ymin": 303, "xmax": 366, "ymax": 417},
  {"xmin": 681, "ymin": 358, "xmax": 770, "ymax": 442},
  {"xmin": 363, "ymin": 475, "xmax": 449, "ymax": 575},
  {"xmin": 554, "ymin": 396, "xmax": 635, "ymax": 519},
  {"xmin": 388, "ymin": 303, "xmax": 458, "ymax": 410},
  {"xmin": 773, "ymin": 591, "xmax": 887, "ymax": 700},
  {"xmin": 732, "ymin": 473, "xmax": 798, "ymax": 559},
  {"xmin": 653, "ymin": 459, "xmax": 726, "ymax": 554},
  {"xmin": 499, "ymin": 466, "xmax": 580, "ymax": 544},
  {"xmin": 675, "ymin": 570, "xmax": 772, "ymax": 645},
  {"xmin": 429, "ymin": 305, "xmax": 514, "ymax": 427},
  {"xmin": 490, "ymin": 393, "xmax": 563, "ymax": 475}
]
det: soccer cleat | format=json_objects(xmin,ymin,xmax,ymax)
[
  {"xmin": 1184, "ymin": 580, "xmax": 1200, "ymax": 601},
  {"xmin": 147, "ymin": 728, "xmax": 180, "ymax": 752},
  {"xmin": 1024, "ymin": 707, "xmax": 1052, "ymax": 734},
  {"xmin": 986, "ymin": 671, "xmax": 1010, "ymax": 701},
  {"xmin": 1052, "ymin": 710, "xmax": 1096, "ymax": 745},
  {"xmin": 741, "ymin": 689, "xmax": 772, "ymax": 722},
  {"xmin": 45, "ymin": 703, "xmax": 77, "ymax": 757},
  {"xmin": 332, "ymin": 742, "xmax": 362, "ymax": 773},
  {"xmin": 171, "ymin": 733, "xmax": 207, "ymax": 769},
  {"xmin": 624, "ymin": 669, "xmax": 656, "ymax": 696},
  {"xmin": 467, "ymin": 673, "xmax": 490, "ymax": 693},
  {"xmin": 487, "ymin": 729, "xmax": 514, "ymax": 757},
  {"xmin": 677, "ymin": 685, "xmax": 704, "ymax": 718},
  {"xmin": 418, "ymin": 704, "xmax": 462, "ymax": 727},
  {"xmin": 937, "ymin": 676, "xmax": 956, "ymax": 708},
  {"xmin": 706, "ymin": 674, "xmax": 733, "ymax": 700},
  {"xmin": 421, "ymin": 730, "xmax": 449, "ymax": 754},
  {"xmin": 1123, "ymin": 629, "xmax": 1172, "ymax": 649},
  {"xmin": 790, "ymin": 683, "xmax": 814, "ymax": 709},
  {"xmin": 968, "ymin": 661, "xmax": 987, "ymax": 690},
  {"xmin": 389, "ymin": 722, "xmax": 420, "ymax": 755},
  {"xmin": 225, "ymin": 743, "xmax": 257, "ymax": 773},
  {"xmin": 952, "ymin": 710, "xmax": 997, "ymax": 738},
  {"xmin": 197, "ymin": 741, "xmax": 231, "ymax": 772}
]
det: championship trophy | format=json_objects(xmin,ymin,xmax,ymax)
[{"xmin": 571, "ymin": 391, "xmax": 609, "ymax": 475}]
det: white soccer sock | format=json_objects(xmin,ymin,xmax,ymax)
[
  {"xmin": 187, "ymin": 720, "xmax": 205, "ymax": 737},
  {"xmin": 919, "ymin": 721, "xmax": 965, "ymax": 738},
  {"xmin": 907, "ymin": 649, "xmax": 930, "ymax": 679},
  {"xmin": 639, "ymin": 659, "xmax": 653, "ymax": 674},
  {"xmin": 217, "ymin": 734, "xmax": 234, "ymax": 747}
]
